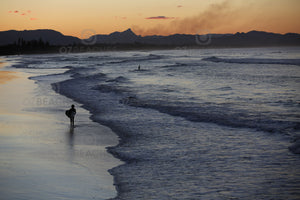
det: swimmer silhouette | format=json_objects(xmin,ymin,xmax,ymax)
[{"xmin": 65, "ymin": 105, "xmax": 76, "ymax": 127}]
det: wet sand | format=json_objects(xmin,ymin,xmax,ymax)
[{"xmin": 0, "ymin": 61, "xmax": 122, "ymax": 199}]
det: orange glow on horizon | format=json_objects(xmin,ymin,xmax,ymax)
[{"xmin": 0, "ymin": 0, "xmax": 300, "ymax": 38}]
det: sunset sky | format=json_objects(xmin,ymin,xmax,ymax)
[{"xmin": 1, "ymin": 0, "xmax": 300, "ymax": 38}]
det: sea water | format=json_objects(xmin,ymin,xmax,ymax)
[{"xmin": 8, "ymin": 47, "xmax": 300, "ymax": 199}]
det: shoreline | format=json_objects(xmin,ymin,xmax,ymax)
[
  {"xmin": 0, "ymin": 59, "xmax": 122, "ymax": 200},
  {"xmin": 49, "ymin": 72, "xmax": 135, "ymax": 199}
]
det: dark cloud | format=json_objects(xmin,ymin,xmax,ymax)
[{"xmin": 145, "ymin": 16, "xmax": 175, "ymax": 20}]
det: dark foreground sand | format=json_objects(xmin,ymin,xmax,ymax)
[{"xmin": 0, "ymin": 62, "xmax": 122, "ymax": 200}]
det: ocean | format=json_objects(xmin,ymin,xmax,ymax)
[{"xmin": 7, "ymin": 47, "xmax": 300, "ymax": 199}]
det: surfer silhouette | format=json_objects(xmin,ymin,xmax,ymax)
[{"xmin": 66, "ymin": 105, "xmax": 76, "ymax": 127}]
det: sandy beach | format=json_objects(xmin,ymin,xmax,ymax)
[{"xmin": 0, "ymin": 59, "xmax": 122, "ymax": 200}]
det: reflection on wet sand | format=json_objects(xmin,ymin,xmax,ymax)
[
  {"xmin": 0, "ymin": 60, "xmax": 18, "ymax": 84},
  {"xmin": 0, "ymin": 71, "xmax": 18, "ymax": 84},
  {"xmin": 67, "ymin": 126, "xmax": 75, "ymax": 147},
  {"xmin": 0, "ymin": 60, "xmax": 6, "ymax": 68}
]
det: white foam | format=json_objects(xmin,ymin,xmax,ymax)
[{"xmin": 203, "ymin": 56, "xmax": 300, "ymax": 65}]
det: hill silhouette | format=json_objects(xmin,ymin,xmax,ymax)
[
  {"xmin": 0, "ymin": 29, "xmax": 80, "ymax": 46},
  {"xmin": 0, "ymin": 29, "xmax": 299, "ymax": 55},
  {"xmin": 85, "ymin": 29, "xmax": 140, "ymax": 44},
  {"xmin": 87, "ymin": 29, "xmax": 300, "ymax": 46}
]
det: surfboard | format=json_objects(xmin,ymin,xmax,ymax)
[
  {"xmin": 65, "ymin": 110, "xmax": 71, "ymax": 118},
  {"xmin": 66, "ymin": 110, "xmax": 76, "ymax": 118}
]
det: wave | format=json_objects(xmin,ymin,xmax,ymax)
[
  {"xmin": 107, "ymin": 54, "xmax": 163, "ymax": 64},
  {"xmin": 106, "ymin": 76, "xmax": 129, "ymax": 83},
  {"xmin": 92, "ymin": 84, "xmax": 128, "ymax": 94},
  {"xmin": 119, "ymin": 97, "xmax": 300, "ymax": 135},
  {"xmin": 289, "ymin": 136, "xmax": 300, "ymax": 154},
  {"xmin": 13, "ymin": 60, "xmax": 43, "ymax": 68},
  {"xmin": 160, "ymin": 63, "xmax": 187, "ymax": 68},
  {"xmin": 203, "ymin": 56, "xmax": 300, "ymax": 66},
  {"xmin": 57, "ymin": 69, "xmax": 299, "ymax": 137},
  {"xmin": 215, "ymin": 86, "xmax": 233, "ymax": 91}
]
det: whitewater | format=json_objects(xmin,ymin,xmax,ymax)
[{"xmin": 8, "ymin": 47, "xmax": 300, "ymax": 199}]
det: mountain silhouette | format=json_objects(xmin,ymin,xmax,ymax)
[
  {"xmin": 0, "ymin": 29, "xmax": 299, "ymax": 47},
  {"xmin": 87, "ymin": 28, "xmax": 140, "ymax": 44},
  {"xmin": 0, "ymin": 29, "xmax": 80, "ymax": 46},
  {"xmin": 88, "ymin": 29, "xmax": 300, "ymax": 46}
]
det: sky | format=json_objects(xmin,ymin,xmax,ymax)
[{"xmin": 1, "ymin": 0, "xmax": 300, "ymax": 38}]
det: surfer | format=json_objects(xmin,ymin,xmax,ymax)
[
  {"xmin": 66, "ymin": 105, "xmax": 76, "ymax": 127},
  {"xmin": 138, "ymin": 65, "xmax": 141, "ymax": 71}
]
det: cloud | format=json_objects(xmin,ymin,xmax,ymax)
[
  {"xmin": 8, "ymin": 9, "xmax": 37, "ymax": 20},
  {"xmin": 145, "ymin": 16, "xmax": 175, "ymax": 20}
]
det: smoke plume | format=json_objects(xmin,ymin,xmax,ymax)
[{"xmin": 132, "ymin": 1, "xmax": 245, "ymax": 36}]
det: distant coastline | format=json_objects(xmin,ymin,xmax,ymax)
[{"xmin": 0, "ymin": 29, "xmax": 300, "ymax": 55}]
